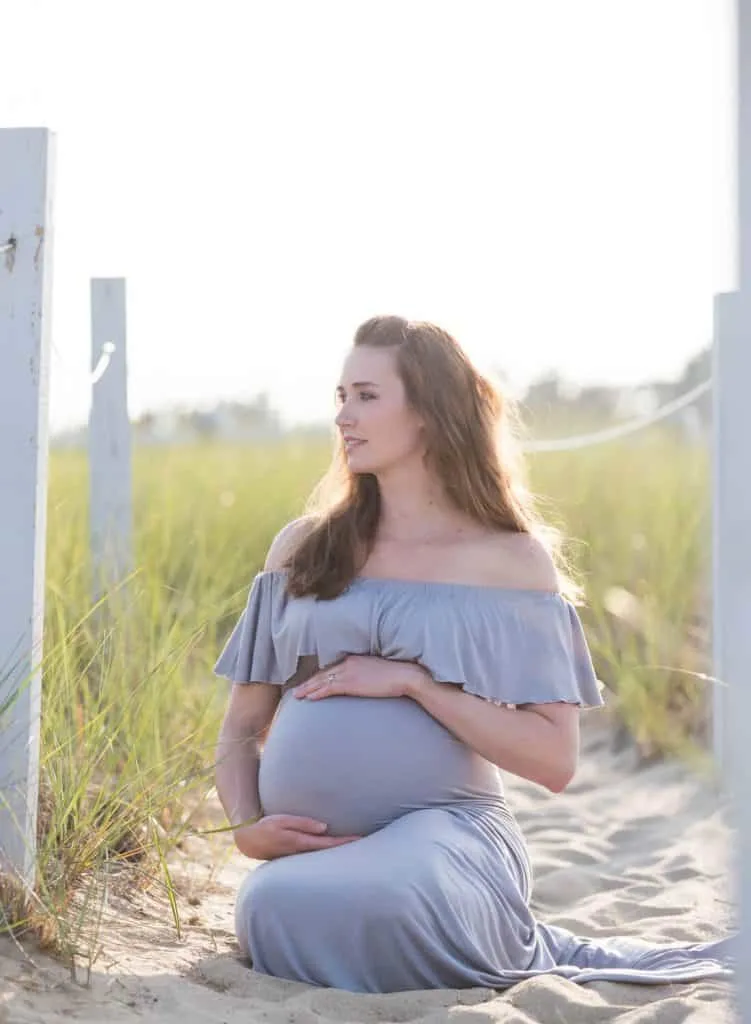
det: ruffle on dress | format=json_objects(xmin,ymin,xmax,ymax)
[{"xmin": 214, "ymin": 571, "xmax": 605, "ymax": 710}]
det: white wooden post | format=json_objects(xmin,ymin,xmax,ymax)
[
  {"xmin": 712, "ymin": 293, "xmax": 751, "ymax": 776},
  {"xmin": 0, "ymin": 128, "xmax": 56, "ymax": 885},
  {"xmin": 89, "ymin": 279, "xmax": 133, "ymax": 604},
  {"xmin": 712, "ymin": 0, "xmax": 751, "ymax": 1012}
]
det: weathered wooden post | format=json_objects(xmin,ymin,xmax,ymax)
[
  {"xmin": 712, "ymin": 0, "xmax": 751, "ymax": 1015},
  {"xmin": 0, "ymin": 128, "xmax": 56, "ymax": 885},
  {"xmin": 89, "ymin": 278, "xmax": 133, "ymax": 605}
]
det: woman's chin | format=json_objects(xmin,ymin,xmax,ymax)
[{"xmin": 345, "ymin": 451, "xmax": 374, "ymax": 472}]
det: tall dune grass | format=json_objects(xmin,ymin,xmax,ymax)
[{"xmin": 1, "ymin": 432, "xmax": 713, "ymax": 965}]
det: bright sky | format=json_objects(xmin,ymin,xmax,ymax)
[{"xmin": 2, "ymin": 0, "xmax": 735, "ymax": 433}]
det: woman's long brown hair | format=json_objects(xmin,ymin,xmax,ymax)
[{"xmin": 282, "ymin": 315, "xmax": 580, "ymax": 602}]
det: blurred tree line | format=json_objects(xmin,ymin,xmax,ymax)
[
  {"xmin": 52, "ymin": 343, "xmax": 711, "ymax": 447},
  {"xmin": 516, "ymin": 343, "xmax": 710, "ymax": 441}
]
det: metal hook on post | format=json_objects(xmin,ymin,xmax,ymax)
[{"xmin": 1, "ymin": 235, "xmax": 17, "ymax": 271}]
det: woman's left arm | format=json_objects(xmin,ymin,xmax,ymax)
[{"xmin": 405, "ymin": 671, "xmax": 579, "ymax": 793}]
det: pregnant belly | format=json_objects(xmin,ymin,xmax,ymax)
[{"xmin": 258, "ymin": 690, "xmax": 503, "ymax": 836}]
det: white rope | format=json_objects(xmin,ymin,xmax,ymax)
[
  {"xmin": 90, "ymin": 342, "xmax": 116, "ymax": 384},
  {"xmin": 520, "ymin": 378, "xmax": 711, "ymax": 453},
  {"xmin": 51, "ymin": 342, "xmax": 116, "ymax": 386}
]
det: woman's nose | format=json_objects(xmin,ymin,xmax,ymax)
[{"xmin": 335, "ymin": 405, "xmax": 354, "ymax": 428}]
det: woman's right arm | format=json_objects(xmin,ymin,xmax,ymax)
[
  {"xmin": 215, "ymin": 681, "xmax": 279, "ymax": 830},
  {"xmin": 214, "ymin": 517, "xmax": 312, "ymax": 829},
  {"xmin": 214, "ymin": 516, "xmax": 364, "ymax": 860}
]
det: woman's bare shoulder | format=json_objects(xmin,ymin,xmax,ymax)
[
  {"xmin": 479, "ymin": 531, "xmax": 561, "ymax": 592},
  {"xmin": 264, "ymin": 516, "xmax": 318, "ymax": 571}
]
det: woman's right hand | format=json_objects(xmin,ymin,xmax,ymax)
[{"xmin": 233, "ymin": 814, "xmax": 363, "ymax": 861}]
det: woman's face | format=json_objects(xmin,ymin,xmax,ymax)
[{"xmin": 334, "ymin": 345, "xmax": 425, "ymax": 474}]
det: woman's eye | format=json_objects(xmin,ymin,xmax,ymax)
[{"xmin": 335, "ymin": 392, "xmax": 376, "ymax": 403}]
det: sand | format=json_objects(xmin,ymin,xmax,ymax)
[{"xmin": 0, "ymin": 714, "xmax": 737, "ymax": 1023}]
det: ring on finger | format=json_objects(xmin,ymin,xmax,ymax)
[{"xmin": 326, "ymin": 671, "xmax": 337, "ymax": 684}]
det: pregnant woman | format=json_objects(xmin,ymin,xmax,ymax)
[{"xmin": 214, "ymin": 314, "xmax": 733, "ymax": 993}]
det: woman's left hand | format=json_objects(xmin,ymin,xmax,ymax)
[{"xmin": 293, "ymin": 655, "xmax": 430, "ymax": 701}]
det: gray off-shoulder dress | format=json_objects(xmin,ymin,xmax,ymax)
[{"xmin": 213, "ymin": 570, "xmax": 734, "ymax": 993}]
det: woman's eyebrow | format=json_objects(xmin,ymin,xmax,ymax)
[{"xmin": 336, "ymin": 381, "xmax": 379, "ymax": 390}]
